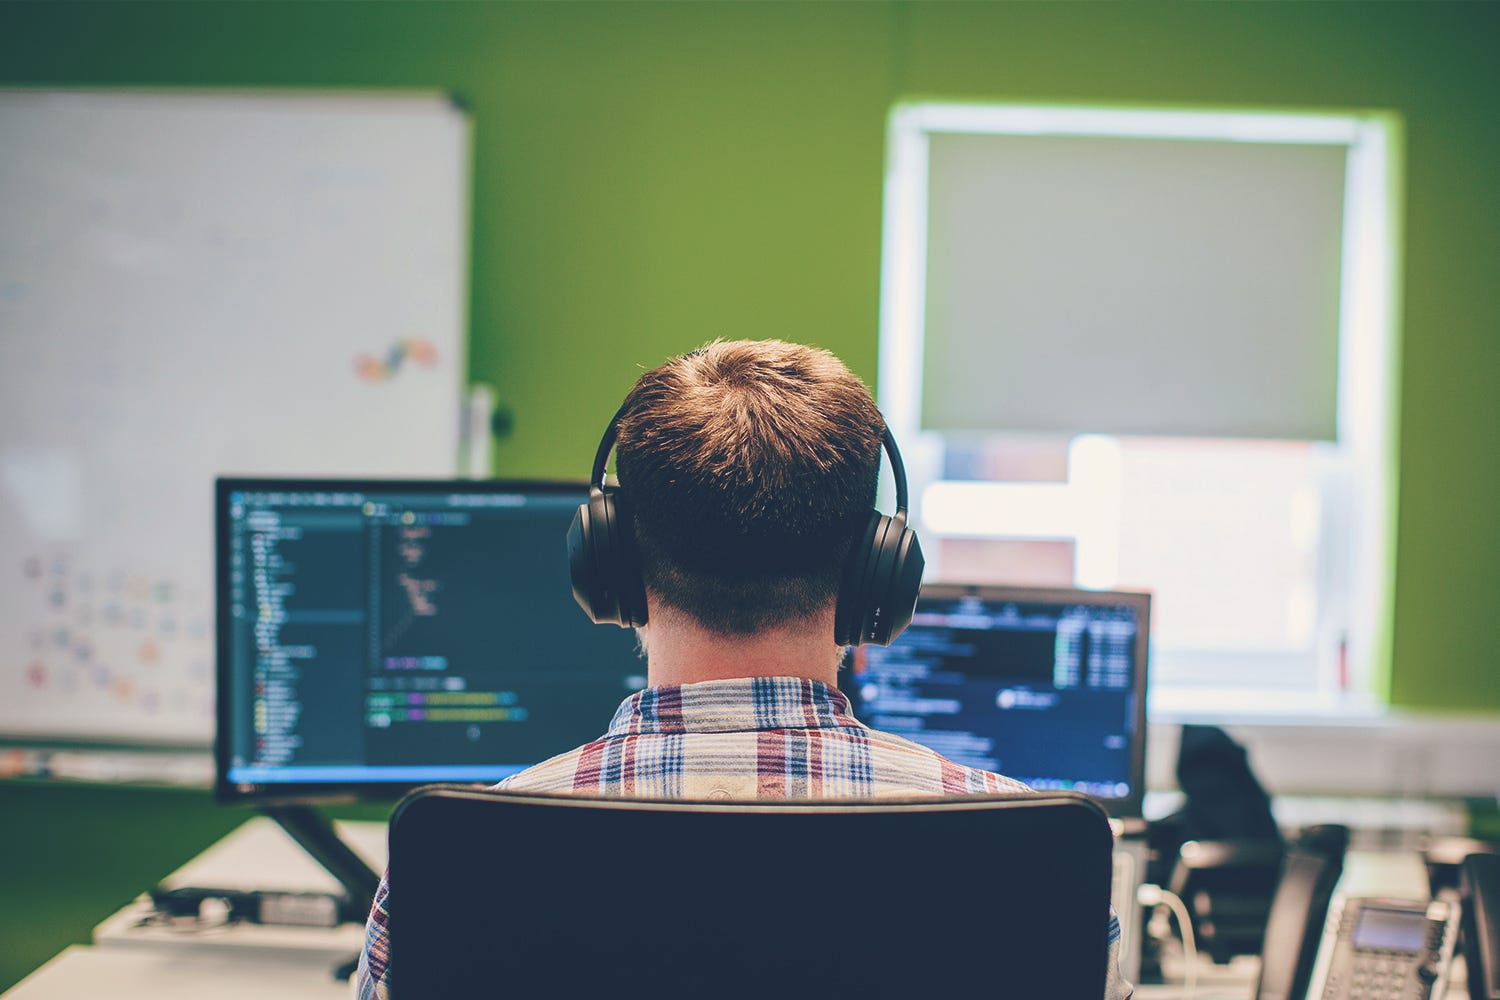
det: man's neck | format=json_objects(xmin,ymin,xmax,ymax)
[{"xmin": 640, "ymin": 601, "xmax": 843, "ymax": 688}]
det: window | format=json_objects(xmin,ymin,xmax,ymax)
[{"xmin": 878, "ymin": 103, "xmax": 1400, "ymax": 717}]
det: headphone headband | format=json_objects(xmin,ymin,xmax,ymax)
[
  {"xmin": 590, "ymin": 401, "xmax": 632, "ymax": 488},
  {"xmin": 881, "ymin": 426, "xmax": 908, "ymax": 513}
]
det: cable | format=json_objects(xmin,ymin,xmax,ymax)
[{"xmin": 1138, "ymin": 883, "xmax": 1198, "ymax": 1000}]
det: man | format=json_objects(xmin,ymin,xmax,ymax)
[{"xmin": 357, "ymin": 339, "xmax": 1132, "ymax": 998}]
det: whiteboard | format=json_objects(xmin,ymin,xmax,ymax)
[{"xmin": 0, "ymin": 90, "xmax": 471, "ymax": 745}]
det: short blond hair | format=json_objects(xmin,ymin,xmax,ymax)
[{"xmin": 615, "ymin": 340, "xmax": 884, "ymax": 634}]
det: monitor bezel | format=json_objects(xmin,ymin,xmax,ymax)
[
  {"xmin": 213, "ymin": 476, "xmax": 594, "ymax": 805},
  {"xmin": 846, "ymin": 582, "xmax": 1152, "ymax": 819}
]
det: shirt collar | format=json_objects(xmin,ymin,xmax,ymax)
[{"xmin": 603, "ymin": 676, "xmax": 866, "ymax": 738}]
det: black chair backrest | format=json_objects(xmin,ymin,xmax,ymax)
[
  {"xmin": 388, "ymin": 786, "xmax": 1114, "ymax": 998},
  {"xmin": 1463, "ymin": 853, "xmax": 1500, "ymax": 1000},
  {"xmin": 1255, "ymin": 825, "xmax": 1349, "ymax": 1000}
]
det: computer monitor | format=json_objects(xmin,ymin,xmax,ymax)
[
  {"xmin": 214, "ymin": 478, "xmax": 645, "ymax": 805},
  {"xmin": 841, "ymin": 583, "xmax": 1150, "ymax": 818}
]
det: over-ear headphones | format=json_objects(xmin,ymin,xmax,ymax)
[
  {"xmin": 566, "ymin": 409, "xmax": 924, "ymax": 646},
  {"xmin": 566, "ymin": 404, "xmax": 649, "ymax": 630},
  {"xmin": 833, "ymin": 426, "xmax": 925, "ymax": 646}
]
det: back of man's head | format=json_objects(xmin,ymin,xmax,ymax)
[{"xmin": 615, "ymin": 339, "xmax": 884, "ymax": 635}]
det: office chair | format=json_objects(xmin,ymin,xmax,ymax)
[
  {"xmin": 1166, "ymin": 837, "xmax": 1287, "ymax": 965},
  {"xmin": 387, "ymin": 786, "xmax": 1115, "ymax": 998},
  {"xmin": 1254, "ymin": 824, "xmax": 1350, "ymax": 1000},
  {"xmin": 1461, "ymin": 853, "xmax": 1500, "ymax": 1000},
  {"xmin": 1140, "ymin": 724, "xmax": 1284, "ymax": 973}
]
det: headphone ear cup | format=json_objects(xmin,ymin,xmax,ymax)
[
  {"xmin": 608, "ymin": 491, "xmax": 648, "ymax": 627},
  {"xmin": 567, "ymin": 496, "xmax": 605, "ymax": 624},
  {"xmin": 567, "ymin": 486, "xmax": 648, "ymax": 628},
  {"xmin": 873, "ymin": 520, "xmax": 923, "ymax": 645},
  {"xmin": 835, "ymin": 510, "xmax": 924, "ymax": 647},
  {"xmin": 834, "ymin": 512, "xmax": 882, "ymax": 646}
]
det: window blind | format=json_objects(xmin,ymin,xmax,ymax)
[{"xmin": 920, "ymin": 133, "xmax": 1348, "ymax": 441}]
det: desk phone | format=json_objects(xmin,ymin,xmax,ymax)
[{"xmin": 1309, "ymin": 895, "xmax": 1460, "ymax": 1000}]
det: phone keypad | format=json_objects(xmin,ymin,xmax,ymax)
[
  {"xmin": 1326, "ymin": 935, "xmax": 1440, "ymax": 995},
  {"xmin": 1323, "ymin": 940, "xmax": 1443, "ymax": 997},
  {"xmin": 1348, "ymin": 952, "xmax": 1416, "ymax": 998}
]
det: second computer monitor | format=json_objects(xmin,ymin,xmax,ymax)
[
  {"xmin": 215, "ymin": 479, "xmax": 645, "ymax": 803},
  {"xmin": 842, "ymin": 584, "xmax": 1150, "ymax": 817}
]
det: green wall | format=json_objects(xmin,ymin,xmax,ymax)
[{"xmin": 1, "ymin": 0, "xmax": 1496, "ymax": 712}]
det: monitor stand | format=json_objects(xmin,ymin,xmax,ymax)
[{"xmin": 263, "ymin": 803, "xmax": 382, "ymax": 924}]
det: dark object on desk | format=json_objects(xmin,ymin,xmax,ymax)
[
  {"xmin": 1425, "ymin": 836, "xmax": 1500, "ymax": 898},
  {"xmin": 1462, "ymin": 853, "xmax": 1500, "ymax": 1000},
  {"xmin": 1148, "ymin": 725, "xmax": 1285, "ymax": 967},
  {"xmin": 387, "ymin": 787, "xmax": 1114, "ymax": 998},
  {"xmin": 147, "ymin": 885, "xmax": 342, "ymax": 928},
  {"xmin": 1255, "ymin": 823, "xmax": 1349, "ymax": 1000}
]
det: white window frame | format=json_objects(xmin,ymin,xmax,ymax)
[{"xmin": 877, "ymin": 102, "xmax": 1402, "ymax": 718}]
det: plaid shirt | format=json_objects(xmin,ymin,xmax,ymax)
[{"xmin": 357, "ymin": 676, "xmax": 1131, "ymax": 998}]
